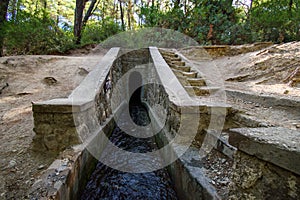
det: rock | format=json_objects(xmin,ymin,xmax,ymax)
[
  {"xmin": 9, "ymin": 160, "xmax": 17, "ymax": 168},
  {"xmin": 37, "ymin": 165, "xmax": 45, "ymax": 170},
  {"xmin": 259, "ymin": 122, "xmax": 268, "ymax": 127},
  {"xmin": 43, "ymin": 77, "xmax": 58, "ymax": 86},
  {"xmin": 78, "ymin": 67, "xmax": 89, "ymax": 76},
  {"xmin": 53, "ymin": 180, "xmax": 63, "ymax": 190}
]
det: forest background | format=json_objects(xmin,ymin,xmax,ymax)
[{"xmin": 0, "ymin": 0, "xmax": 299, "ymax": 56}]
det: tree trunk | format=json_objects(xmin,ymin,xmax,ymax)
[
  {"xmin": 246, "ymin": 0, "xmax": 254, "ymax": 21},
  {"xmin": 289, "ymin": 0, "xmax": 293, "ymax": 11},
  {"xmin": 42, "ymin": 0, "xmax": 47, "ymax": 20},
  {"xmin": 127, "ymin": 0, "xmax": 132, "ymax": 30},
  {"xmin": 82, "ymin": 0, "xmax": 98, "ymax": 28},
  {"xmin": 119, "ymin": 1, "xmax": 125, "ymax": 31},
  {"xmin": 0, "ymin": 0, "xmax": 10, "ymax": 57},
  {"xmin": 74, "ymin": 0, "xmax": 86, "ymax": 44},
  {"xmin": 289, "ymin": 0, "xmax": 293, "ymax": 17}
]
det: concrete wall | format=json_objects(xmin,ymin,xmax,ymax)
[
  {"xmin": 32, "ymin": 48, "xmax": 119, "ymax": 153},
  {"xmin": 228, "ymin": 127, "xmax": 300, "ymax": 200}
]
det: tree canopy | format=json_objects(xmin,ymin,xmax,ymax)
[{"xmin": 0, "ymin": 0, "xmax": 299, "ymax": 56}]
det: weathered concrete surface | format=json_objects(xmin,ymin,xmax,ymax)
[
  {"xmin": 226, "ymin": 89, "xmax": 300, "ymax": 107},
  {"xmin": 228, "ymin": 127, "xmax": 300, "ymax": 200},
  {"xmin": 229, "ymin": 127, "xmax": 300, "ymax": 175},
  {"xmin": 229, "ymin": 151, "xmax": 300, "ymax": 200},
  {"xmin": 29, "ymin": 117, "xmax": 115, "ymax": 200},
  {"xmin": 150, "ymin": 47, "xmax": 232, "ymax": 199}
]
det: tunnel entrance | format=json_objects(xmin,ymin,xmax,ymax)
[{"xmin": 129, "ymin": 71, "xmax": 143, "ymax": 106}]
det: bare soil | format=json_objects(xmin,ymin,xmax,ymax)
[
  {"xmin": 216, "ymin": 42, "xmax": 300, "ymax": 130},
  {"xmin": 180, "ymin": 42, "xmax": 300, "ymax": 129},
  {"xmin": 0, "ymin": 50, "xmax": 106, "ymax": 199},
  {"xmin": 0, "ymin": 42, "xmax": 300, "ymax": 199}
]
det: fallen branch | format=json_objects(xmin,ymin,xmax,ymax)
[{"xmin": 283, "ymin": 66, "xmax": 300, "ymax": 83}]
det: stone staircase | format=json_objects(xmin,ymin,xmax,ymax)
[{"xmin": 159, "ymin": 49, "xmax": 220, "ymax": 97}]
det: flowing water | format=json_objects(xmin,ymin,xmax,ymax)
[{"xmin": 81, "ymin": 104, "xmax": 178, "ymax": 200}]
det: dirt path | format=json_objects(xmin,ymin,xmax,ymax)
[{"xmin": 0, "ymin": 52, "xmax": 105, "ymax": 199}]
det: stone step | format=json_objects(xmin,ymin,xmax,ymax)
[
  {"xmin": 160, "ymin": 51, "xmax": 178, "ymax": 58},
  {"xmin": 164, "ymin": 56, "xmax": 182, "ymax": 62},
  {"xmin": 185, "ymin": 86, "xmax": 220, "ymax": 96},
  {"xmin": 181, "ymin": 71, "xmax": 198, "ymax": 78},
  {"xmin": 171, "ymin": 69, "xmax": 198, "ymax": 78},
  {"xmin": 170, "ymin": 61, "xmax": 185, "ymax": 66},
  {"xmin": 187, "ymin": 78, "xmax": 206, "ymax": 87},
  {"xmin": 170, "ymin": 64, "xmax": 191, "ymax": 72}
]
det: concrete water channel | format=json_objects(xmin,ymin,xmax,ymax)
[{"xmin": 30, "ymin": 47, "xmax": 300, "ymax": 199}]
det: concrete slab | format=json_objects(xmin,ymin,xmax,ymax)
[{"xmin": 229, "ymin": 127, "xmax": 300, "ymax": 175}]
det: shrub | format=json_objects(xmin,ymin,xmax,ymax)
[{"xmin": 4, "ymin": 11, "xmax": 74, "ymax": 55}]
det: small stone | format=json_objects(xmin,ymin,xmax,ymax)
[
  {"xmin": 221, "ymin": 158, "xmax": 227, "ymax": 164},
  {"xmin": 54, "ymin": 181, "xmax": 63, "ymax": 189},
  {"xmin": 38, "ymin": 165, "xmax": 45, "ymax": 170},
  {"xmin": 283, "ymin": 90, "xmax": 289, "ymax": 94},
  {"xmin": 78, "ymin": 67, "xmax": 89, "ymax": 76},
  {"xmin": 9, "ymin": 160, "xmax": 17, "ymax": 168},
  {"xmin": 282, "ymin": 144, "xmax": 288, "ymax": 148},
  {"xmin": 219, "ymin": 180, "xmax": 229, "ymax": 185},
  {"xmin": 259, "ymin": 123, "xmax": 268, "ymax": 127},
  {"xmin": 211, "ymin": 180, "xmax": 216, "ymax": 185},
  {"xmin": 43, "ymin": 77, "xmax": 58, "ymax": 86}
]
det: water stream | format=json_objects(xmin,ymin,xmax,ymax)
[{"xmin": 81, "ymin": 104, "xmax": 178, "ymax": 199}]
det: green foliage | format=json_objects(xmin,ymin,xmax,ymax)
[
  {"xmin": 100, "ymin": 28, "xmax": 198, "ymax": 49},
  {"xmin": 139, "ymin": 0, "xmax": 239, "ymax": 45},
  {"xmin": 81, "ymin": 18, "xmax": 122, "ymax": 45},
  {"xmin": 3, "ymin": 0, "xmax": 300, "ymax": 56},
  {"xmin": 250, "ymin": 0, "xmax": 300, "ymax": 43},
  {"xmin": 4, "ymin": 10, "xmax": 74, "ymax": 55}
]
